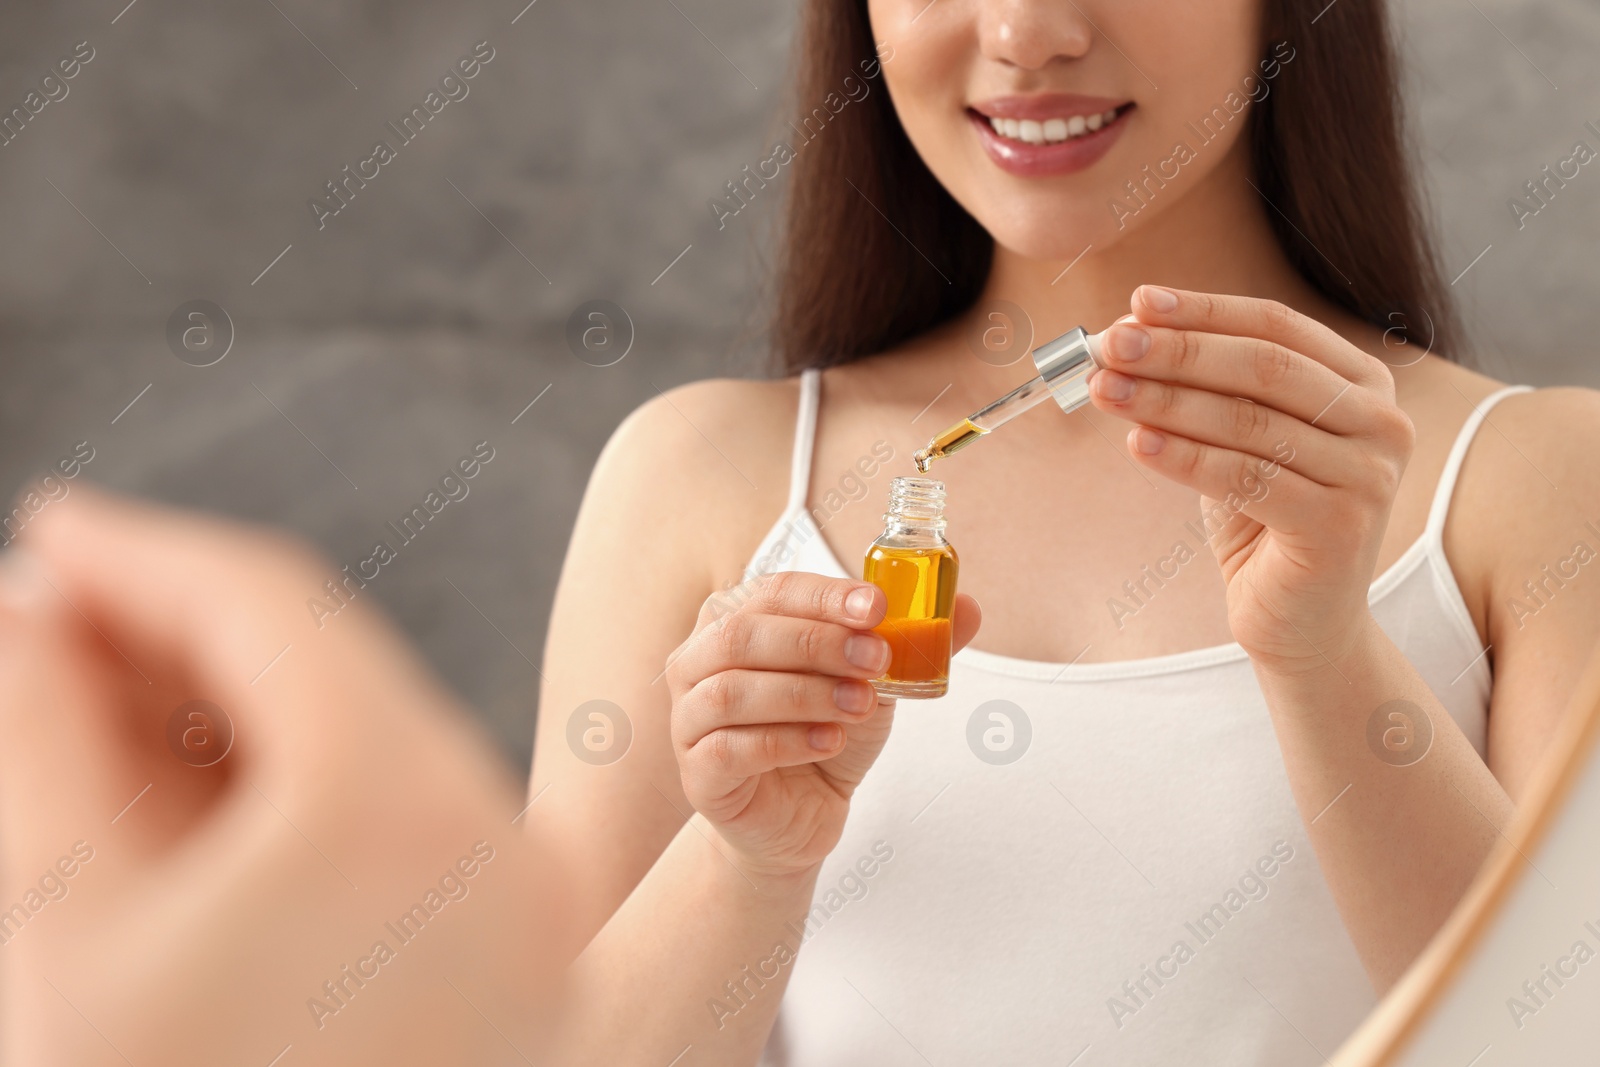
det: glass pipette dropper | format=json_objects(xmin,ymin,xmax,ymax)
[{"xmin": 913, "ymin": 325, "xmax": 1109, "ymax": 472}]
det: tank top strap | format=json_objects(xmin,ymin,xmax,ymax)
[
  {"xmin": 786, "ymin": 368, "xmax": 822, "ymax": 514},
  {"xmin": 1422, "ymin": 384, "xmax": 1535, "ymax": 545}
]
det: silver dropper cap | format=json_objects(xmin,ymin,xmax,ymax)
[{"xmin": 1030, "ymin": 326, "xmax": 1103, "ymax": 415}]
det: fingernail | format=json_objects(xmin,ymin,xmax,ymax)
[
  {"xmin": 809, "ymin": 723, "xmax": 842, "ymax": 750},
  {"xmin": 845, "ymin": 633, "xmax": 890, "ymax": 672},
  {"xmin": 845, "ymin": 585, "xmax": 877, "ymax": 623},
  {"xmin": 1131, "ymin": 427, "xmax": 1167, "ymax": 455},
  {"xmin": 834, "ymin": 680, "xmax": 874, "ymax": 714},
  {"xmin": 0, "ymin": 548, "xmax": 51, "ymax": 612},
  {"xmin": 1140, "ymin": 286, "xmax": 1179, "ymax": 313},
  {"xmin": 1110, "ymin": 324, "xmax": 1150, "ymax": 362},
  {"xmin": 1096, "ymin": 369, "xmax": 1136, "ymax": 401}
]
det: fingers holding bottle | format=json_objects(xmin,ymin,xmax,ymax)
[
  {"xmin": 667, "ymin": 606, "xmax": 893, "ymax": 689},
  {"xmin": 666, "ymin": 572, "xmax": 902, "ymax": 878},
  {"xmin": 666, "ymin": 571, "xmax": 895, "ymax": 780}
]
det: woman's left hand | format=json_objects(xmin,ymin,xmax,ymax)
[{"xmin": 1088, "ymin": 285, "xmax": 1416, "ymax": 675}]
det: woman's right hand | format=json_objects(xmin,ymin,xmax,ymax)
[{"xmin": 665, "ymin": 571, "xmax": 980, "ymax": 884}]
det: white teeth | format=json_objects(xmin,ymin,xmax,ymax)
[{"xmin": 986, "ymin": 108, "xmax": 1121, "ymax": 144}]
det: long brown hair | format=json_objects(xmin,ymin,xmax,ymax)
[{"xmin": 771, "ymin": 0, "xmax": 1461, "ymax": 373}]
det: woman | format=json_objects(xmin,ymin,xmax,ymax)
[{"xmin": 533, "ymin": 0, "xmax": 1600, "ymax": 1062}]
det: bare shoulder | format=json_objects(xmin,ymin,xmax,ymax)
[
  {"xmin": 1460, "ymin": 381, "xmax": 1600, "ymax": 555},
  {"xmin": 590, "ymin": 376, "xmax": 804, "ymax": 577},
  {"xmin": 1479, "ymin": 381, "xmax": 1600, "ymax": 446},
  {"xmin": 602, "ymin": 376, "xmax": 801, "ymax": 492},
  {"xmin": 1452, "ymin": 380, "xmax": 1600, "ymax": 525},
  {"xmin": 1435, "ymin": 358, "xmax": 1600, "ymax": 640}
]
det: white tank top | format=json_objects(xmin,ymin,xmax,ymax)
[{"xmin": 744, "ymin": 370, "xmax": 1530, "ymax": 1066}]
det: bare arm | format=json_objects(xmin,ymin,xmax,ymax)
[
  {"xmin": 553, "ymin": 821, "xmax": 821, "ymax": 1065},
  {"xmin": 1452, "ymin": 388, "xmax": 1600, "ymax": 800},
  {"xmin": 527, "ymin": 380, "xmax": 787, "ymax": 957},
  {"xmin": 1252, "ymin": 623, "xmax": 1512, "ymax": 988}
]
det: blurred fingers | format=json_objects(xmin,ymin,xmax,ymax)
[
  {"xmin": 9, "ymin": 483, "xmax": 448, "ymax": 769},
  {"xmin": 0, "ymin": 549, "xmax": 216, "ymax": 873}
]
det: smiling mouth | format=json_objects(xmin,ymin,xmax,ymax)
[{"xmin": 973, "ymin": 104, "xmax": 1133, "ymax": 146}]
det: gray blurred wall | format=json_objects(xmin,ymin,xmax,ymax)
[{"xmin": 0, "ymin": 0, "xmax": 1595, "ymax": 770}]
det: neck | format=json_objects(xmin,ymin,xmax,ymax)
[{"xmin": 972, "ymin": 145, "xmax": 1345, "ymax": 349}]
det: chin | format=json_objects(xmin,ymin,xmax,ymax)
[
  {"xmin": 992, "ymin": 208, "xmax": 1116, "ymax": 262},
  {"xmin": 963, "ymin": 192, "xmax": 1132, "ymax": 264}
]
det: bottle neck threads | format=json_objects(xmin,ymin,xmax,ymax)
[{"xmin": 883, "ymin": 476, "xmax": 947, "ymax": 533}]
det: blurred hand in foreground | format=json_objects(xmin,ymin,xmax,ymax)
[{"xmin": 0, "ymin": 484, "xmax": 563, "ymax": 1067}]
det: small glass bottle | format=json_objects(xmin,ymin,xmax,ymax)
[{"xmin": 862, "ymin": 477, "xmax": 959, "ymax": 699}]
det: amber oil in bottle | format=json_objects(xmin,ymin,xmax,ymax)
[{"xmin": 862, "ymin": 477, "xmax": 958, "ymax": 698}]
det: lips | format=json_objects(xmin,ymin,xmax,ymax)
[{"xmin": 968, "ymin": 95, "xmax": 1134, "ymax": 178}]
